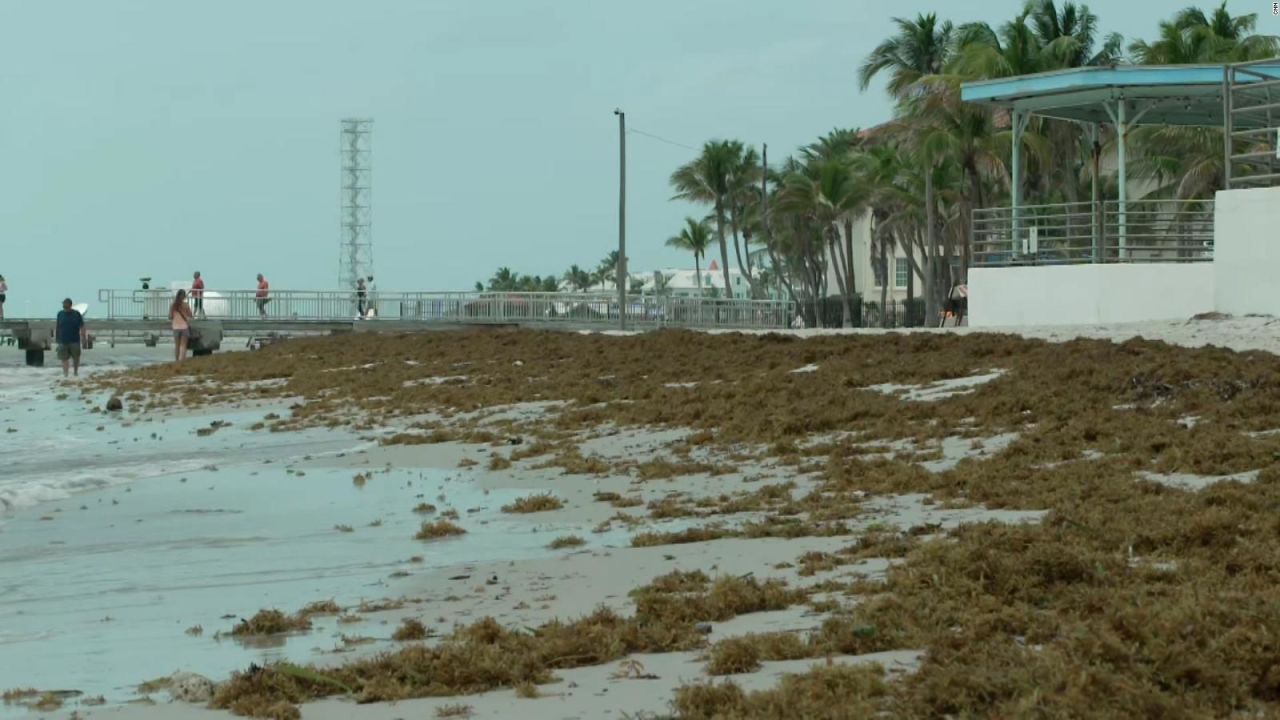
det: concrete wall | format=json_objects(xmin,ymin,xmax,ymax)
[
  {"xmin": 1214, "ymin": 186, "xmax": 1280, "ymax": 317},
  {"xmin": 969, "ymin": 263, "xmax": 1214, "ymax": 327}
]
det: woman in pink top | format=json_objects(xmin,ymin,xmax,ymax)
[{"xmin": 170, "ymin": 289, "xmax": 194, "ymax": 364}]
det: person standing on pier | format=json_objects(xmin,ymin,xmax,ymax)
[
  {"xmin": 170, "ymin": 289, "xmax": 194, "ymax": 364},
  {"xmin": 55, "ymin": 298, "xmax": 86, "ymax": 377},
  {"xmin": 355, "ymin": 277, "xmax": 367, "ymax": 319},
  {"xmin": 0, "ymin": 275, "xmax": 7, "ymax": 320},
  {"xmin": 191, "ymin": 271, "xmax": 205, "ymax": 319},
  {"xmin": 255, "ymin": 274, "xmax": 270, "ymax": 318}
]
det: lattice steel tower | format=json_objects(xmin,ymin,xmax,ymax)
[{"xmin": 339, "ymin": 118, "xmax": 373, "ymax": 289}]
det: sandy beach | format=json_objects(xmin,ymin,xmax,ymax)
[{"xmin": 5, "ymin": 316, "xmax": 1280, "ymax": 718}]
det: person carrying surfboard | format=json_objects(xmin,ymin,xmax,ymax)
[{"xmin": 55, "ymin": 298, "xmax": 87, "ymax": 377}]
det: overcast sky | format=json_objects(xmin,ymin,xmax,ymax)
[{"xmin": 0, "ymin": 0, "xmax": 1271, "ymax": 313}]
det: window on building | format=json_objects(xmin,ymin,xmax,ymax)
[{"xmin": 895, "ymin": 258, "xmax": 910, "ymax": 288}]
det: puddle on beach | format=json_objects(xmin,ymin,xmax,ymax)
[{"xmin": 0, "ymin": 359, "xmax": 562, "ymax": 712}]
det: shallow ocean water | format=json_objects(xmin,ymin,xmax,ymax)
[{"xmin": 0, "ymin": 350, "xmax": 559, "ymax": 712}]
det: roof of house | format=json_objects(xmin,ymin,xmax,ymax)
[{"xmin": 961, "ymin": 62, "xmax": 1280, "ymax": 128}]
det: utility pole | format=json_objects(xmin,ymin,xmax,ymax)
[{"xmin": 614, "ymin": 109, "xmax": 627, "ymax": 330}]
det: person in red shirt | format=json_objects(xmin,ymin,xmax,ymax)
[
  {"xmin": 255, "ymin": 274, "xmax": 270, "ymax": 317},
  {"xmin": 191, "ymin": 271, "xmax": 205, "ymax": 319}
]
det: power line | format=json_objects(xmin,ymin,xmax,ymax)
[{"xmin": 627, "ymin": 126, "xmax": 699, "ymax": 152}]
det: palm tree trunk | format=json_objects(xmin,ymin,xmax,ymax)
[
  {"xmin": 832, "ymin": 221, "xmax": 854, "ymax": 327},
  {"xmin": 694, "ymin": 253, "xmax": 702, "ymax": 294},
  {"xmin": 843, "ymin": 217, "xmax": 857, "ymax": 312},
  {"xmin": 923, "ymin": 167, "xmax": 940, "ymax": 326},
  {"xmin": 714, "ymin": 203, "xmax": 734, "ymax": 300},
  {"xmin": 904, "ymin": 231, "xmax": 917, "ymax": 327},
  {"xmin": 767, "ymin": 244, "xmax": 802, "ymax": 312},
  {"xmin": 827, "ymin": 231, "xmax": 850, "ymax": 328},
  {"xmin": 729, "ymin": 204, "xmax": 757, "ymax": 297},
  {"xmin": 878, "ymin": 227, "xmax": 890, "ymax": 328},
  {"xmin": 964, "ymin": 163, "xmax": 983, "ymax": 280}
]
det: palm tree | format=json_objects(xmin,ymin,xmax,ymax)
[
  {"xmin": 1129, "ymin": 126, "xmax": 1225, "ymax": 200},
  {"xmin": 854, "ymin": 143, "xmax": 907, "ymax": 324},
  {"xmin": 1128, "ymin": 5, "xmax": 1279, "ymax": 203},
  {"xmin": 803, "ymin": 128, "xmax": 863, "ymax": 162},
  {"xmin": 777, "ymin": 156, "xmax": 868, "ymax": 326},
  {"xmin": 725, "ymin": 141, "xmax": 763, "ymax": 295},
  {"xmin": 671, "ymin": 140, "xmax": 744, "ymax": 298},
  {"xmin": 562, "ymin": 264, "xmax": 592, "ymax": 293},
  {"xmin": 1028, "ymin": 1, "xmax": 1123, "ymax": 68},
  {"xmin": 858, "ymin": 13, "xmax": 955, "ymax": 99},
  {"xmin": 596, "ymin": 250, "xmax": 620, "ymax": 290},
  {"xmin": 666, "ymin": 217, "xmax": 714, "ymax": 294},
  {"xmin": 487, "ymin": 267, "xmax": 517, "ymax": 291},
  {"xmin": 652, "ymin": 272, "xmax": 674, "ymax": 296},
  {"xmin": 1129, "ymin": 3, "xmax": 1279, "ymax": 64},
  {"xmin": 768, "ymin": 155, "xmax": 832, "ymax": 325}
]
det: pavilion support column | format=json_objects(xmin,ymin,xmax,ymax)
[
  {"xmin": 1091, "ymin": 122, "xmax": 1101, "ymax": 263},
  {"xmin": 1117, "ymin": 99, "xmax": 1128, "ymax": 260},
  {"xmin": 1011, "ymin": 109, "xmax": 1022, "ymax": 257},
  {"xmin": 1102, "ymin": 99, "xmax": 1130, "ymax": 261},
  {"xmin": 1010, "ymin": 109, "xmax": 1031, "ymax": 258}
]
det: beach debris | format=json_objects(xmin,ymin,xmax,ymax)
[
  {"xmin": 1, "ymin": 688, "xmax": 39, "ymax": 704},
  {"xmin": 548, "ymin": 535, "xmax": 585, "ymax": 549},
  {"xmin": 392, "ymin": 618, "xmax": 429, "ymax": 641},
  {"xmin": 230, "ymin": 609, "xmax": 313, "ymax": 637},
  {"xmin": 276, "ymin": 663, "xmax": 352, "ymax": 694},
  {"xmin": 413, "ymin": 502, "xmax": 438, "ymax": 514},
  {"xmin": 105, "ymin": 396, "xmax": 123, "ymax": 412},
  {"xmin": 695, "ymin": 622, "xmax": 714, "ymax": 635},
  {"xmin": 297, "ymin": 600, "xmax": 342, "ymax": 619},
  {"xmin": 32, "ymin": 693, "xmax": 65, "ymax": 711},
  {"xmin": 435, "ymin": 705, "xmax": 474, "ymax": 718},
  {"xmin": 168, "ymin": 673, "xmax": 215, "ymax": 703},
  {"xmin": 500, "ymin": 492, "xmax": 564, "ymax": 514},
  {"xmin": 185, "ymin": 625, "xmax": 204, "ymax": 636},
  {"xmin": 352, "ymin": 473, "xmax": 367, "ymax": 487},
  {"xmin": 339, "ymin": 634, "xmax": 375, "ymax": 648},
  {"xmin": 416, "ymin": 519, "xmax": 466, "ymax": 540},
  {"xmin": 514, "ymin": 681, "xmax": 541, "ymax": 698},
  {"xmin": 610, "ymin": 658, "xmax": 659, "ymax": 680}
]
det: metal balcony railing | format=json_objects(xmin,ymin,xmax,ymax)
[
  {"xmin": 1224, "ymin": 58, "xmax": 1280, "ymax": 189},
  {"xmin": 94, "ymin": 289, "xmax": 797, "ymax": 331},
  {"xmin": 972, "ymin": 199, "xmax": 1214, "ymax": 267}
]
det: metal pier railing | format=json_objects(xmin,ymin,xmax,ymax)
[{"xmin": 94, "ymin": 289, "xmax": 796, "ymax": 331}]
